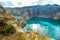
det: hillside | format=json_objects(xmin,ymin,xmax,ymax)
[
  {"xmin": 5, "ymin": 4, "xmax": 60, "ymax": 20},
  {"xmin": 0, "ymin": 5, "xmax": 55, "ymax": 40}
]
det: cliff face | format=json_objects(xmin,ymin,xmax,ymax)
[{"xmin": 5, "ymin": 4, "xmax": 60, "ymax": 20}]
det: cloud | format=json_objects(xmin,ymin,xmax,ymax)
[
  {"xmin": 0, "ymin": 1, "xmax": 6, "ymax": 6},
  {"xmin": 52, "ymin": 0, "xmax": 60, "ymax": 4},
  {"xmin": 0, "ymin": 0, "xmax": 60, "ymax": 7},
  {"xmin": 0, "ymin": 0, "xmax": 39, "ymax": 7}
]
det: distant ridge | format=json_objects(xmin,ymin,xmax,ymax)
[{"xmin": 5, "ymin": 4, "xmax": 60, "ymax": 20}]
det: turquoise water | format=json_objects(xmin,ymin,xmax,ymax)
[{"xmin": 24, "ymin": 17, "xmax": 60, "ymax": 40}]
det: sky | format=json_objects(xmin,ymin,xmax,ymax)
[{"xmin": 0, "ymin": 0, "xmax": 60, "ymax": 7}]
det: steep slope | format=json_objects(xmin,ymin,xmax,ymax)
[{"xmin": 5, "ymin": 4, "xmax": 60, "ymax": 20}]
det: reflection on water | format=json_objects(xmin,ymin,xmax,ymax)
[{"xmin": 23, "ymin": 17, "xmax": 60, "ymax": 40}]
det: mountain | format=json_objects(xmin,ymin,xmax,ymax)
[{"xmin": 5, "ymin": 4, "xmax": 60, "ymax": 20}]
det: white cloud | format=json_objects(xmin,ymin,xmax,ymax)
[
  {"xmin": 0, "ymin": 0, "xmax": 60, "ymax": 7},
  {"xmin": 0, "ymin": 0, "xmax": 39, "ymax": 7},
  {"xmin": 52, "ymin": 0, "xmax": 60, "ymax": 4},
  {"xmin": 0, "ymin": 0, "xmax": 11, "ymax": 1},
  {"xmin": 40, "ymin": 0, "xmax": 53, "ymax": 5}
]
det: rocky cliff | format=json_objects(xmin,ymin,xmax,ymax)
[{"xmin": 5, "ymin": 4, "xmax": 60, "ymax": 20}]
